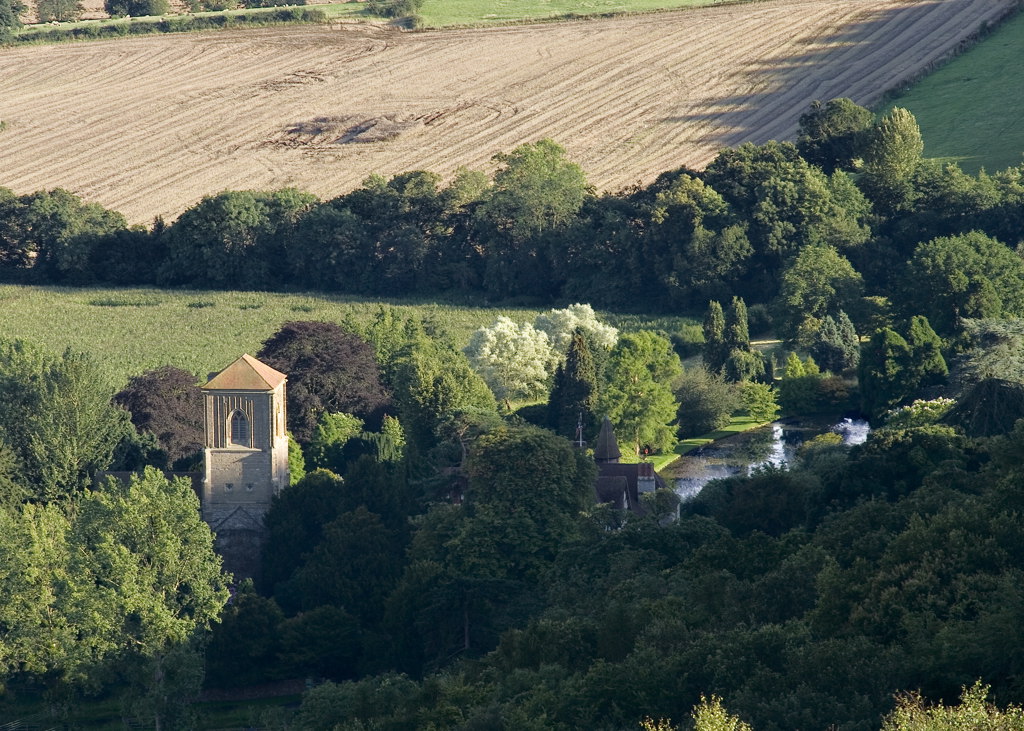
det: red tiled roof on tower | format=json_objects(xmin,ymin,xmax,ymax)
[{"xmin": 202, "ymin": 354, "xmax": 286, "ymax": 391}]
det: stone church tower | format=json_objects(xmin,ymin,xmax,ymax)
[{"xmin": 201, "ymin": 354, "xmax": 289, "ymax": 579}]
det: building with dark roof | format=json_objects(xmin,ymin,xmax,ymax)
[{"xmin": 592, "ymin": 416, "xmax": 665, "ymax": 514}]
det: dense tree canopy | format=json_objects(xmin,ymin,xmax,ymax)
[
  {"xmin": 257, "ymin": 321, "xmax": 392, "ymax": 442},
  {"xmin": 160, "ymin": 189, "xmax": 316, "ymax": 289},
  {"xmin": 0, "ymin": 0, "xmax": 25, "ymax": 38},
  {"xmin": 0, "ymin": 469, "xmax": 228, "ymax": 726},
  {"xmin": 114, "ymin": 365, "xmax": 203, "ymax": 466},
  {"xmin": 904, "ymin": 231, "xmax": 1024, "ymax": 334},
  {"xmin": 599, "ymin": 330, "xmax": 682, "ymax": 454},
  {"xmin": 797, "ymin": 97, "xmax": 874, "ymax": 174},
  {"xmin": 774, "ymin": 244, "xmax": 863, "ymax": 347},
  {"xmin": 0, "ymin": 340, "xmax": 126, "ymax": 501},
  {"xmin": 3, "ymin": 111, "xmax": 1024, "ymax": 335}
]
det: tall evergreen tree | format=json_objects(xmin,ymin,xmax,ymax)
[
  {"xmin": 858, "ymin": 327, "xmax": 914, "ymax": 419},
  {"xmin": 725, "ymin": 296, "xmax": 750, "ymax": 352},
  {"xmin": 905, "ymin": 315, "xmax": 947, "ymax": 387},
  {"xmin": 722, "ymin": 295, "xmax": 764, "ymax": 382},
  {"xmin": 548, "ymin": 329, "xmax": 598, "ymax": 442},
  {"xmin": 810, "ymin": 311, "xmax": 859, "ymax": 373},
  {"xmin": 702, "ymin": 300, "xmax": 727, "ymax": 374}
]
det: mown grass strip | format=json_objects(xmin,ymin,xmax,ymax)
[{"xmin": 674, "ymin": 414, "xmax": 769, "ymax": 456}]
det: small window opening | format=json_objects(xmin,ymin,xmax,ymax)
[
  {"xmin": 225, "ymin": 483, "xmax": 234, "ymax": 491},
  {"xmin": 229, "ymin": 410, "xmax": 250, "ymax": 447}
]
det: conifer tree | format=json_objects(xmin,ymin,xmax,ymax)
[
  {"xmin": 725, "ymin": 296, "xmax": 750, "ymax": 352},
  {"xmin": 702, "ymin": 300, "xmax": 727, "ymax": 374},
  {"xmin": 722, "ymin": 296, "xmax": 764, "ymax": 382},
  {"xmin": 548, "ymin": 329, "xmax": 598, "ymax": 442},
  {"xmin": 810, "ymin": 311, "xmax": 859, "ymax": 373},
  {"xmin": 905, "ymin": 314, "xmax": 947, "ymax": 387},
  {"xmin": 859, "ymin": 327, "xmax": 913, "ymax": 419}
]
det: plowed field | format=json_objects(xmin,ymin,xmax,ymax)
[{"xmin": 0, "ymin": 0, "xmax": 1014, "ymax": 223}]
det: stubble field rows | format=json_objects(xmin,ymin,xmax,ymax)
[{"xmin": 0, "ymin": 0, "xmax": 1014, "ymax": 224}]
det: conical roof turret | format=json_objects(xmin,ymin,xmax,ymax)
[{"xmin": 593, "ymin": 416, "xmax": 621, "ymax": 464}]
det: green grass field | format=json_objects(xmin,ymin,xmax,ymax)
[
  {"xmin": 0, "ymin": 286, "xmax": 546, "ymax": 386},
  {"xmin": 408, "ymin": 0, "xmax": 719, "ymax": 28},
  {"xmin": 881, "ymin": 8, "xmax": 1024, "ymax": 175},
  {"xmin": 0, "ymin": 285, "xmax": 692, "ymax": 387},
  {"xmin": 13, "ymin": 0, "xmax": 723, "ymax": 40}
]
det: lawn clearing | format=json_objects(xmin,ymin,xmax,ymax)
[
  {"xmin": 880, "ymin": 7, "xmax": 1024, "ymax": 174},
  {"xmin": 675, "ymin": 414, "xmax": 768, "ymax": 457}
]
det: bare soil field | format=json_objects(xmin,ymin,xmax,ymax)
[{"xmin": 0, "ymin": 0, "xmax": 1014, "ymax": 223}]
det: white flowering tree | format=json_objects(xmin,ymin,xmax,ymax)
[
  {"xmin": 534, "ymin": 303, "xmax": 618, "ymax": 359},
  {"xmin": 464, "ymin": 317, "xmax": 556, "ymax": 402}
]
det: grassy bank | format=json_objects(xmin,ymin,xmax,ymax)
[
  {"xmin": 674, "ymin": 414, "xmax": 769, "ymax": 457},
  {"xmin": 881, "ymin": 7, "xmax": 1024, "ymax": 174}
]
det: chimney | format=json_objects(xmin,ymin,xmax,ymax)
[{"xmin": 637, "ymin": 461, "xmax": 656, "ymax": 495}]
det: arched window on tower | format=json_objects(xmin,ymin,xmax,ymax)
[{"xmin": 228, "ymin": 410, "xmax": 250, "ymax": 447}]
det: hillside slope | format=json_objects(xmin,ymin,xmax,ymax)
[{"xmin": 0, "ymin": 0, "xmax": 1013, "ymax": 223}]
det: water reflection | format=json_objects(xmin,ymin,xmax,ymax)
[{"xmin": 673, "ymin": 417, "xmax": 870, "ymax": 501}]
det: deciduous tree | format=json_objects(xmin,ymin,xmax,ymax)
[
  {"xmin": 534, "ymin": 303, "xmax": 618, "ymax": 358},
  {"xmin": 474, "ymin": 139, "xmax": 589, "ymax": 297},
  {"xmin": 464, "ymin": 317, "xmax": 555, "ymax": 403},
  {"xmin": 114, "ymin": 365, "xmax": 203, "ymax": 466},
  {"xmin": 797, "ymin": 98, "xmax": 873, "ymax": 174},
  {"xmin": 599, "ymin": 331, "xmax": 682, "ymax": 454},
  {"xmin": 257, "ymin": 321, "xmax": 392, "ymax": 442},
  {"xmin": 774, "ymin": 245, "xmax": 863, "ymax": 348},
  {"xmin": 905, "ymin": 232, "xmax": 1024, "ymax": 335},
  {"xmin": 0, "ymin": 341, "xmax": 126, "ymax": 501},
  {"xmin": 35, "ymin": 0, "xmax": 81, "ymax": 22},
  {"xmin": 859, "ymin": 107, "xmax": 924, "ymax": 216}
]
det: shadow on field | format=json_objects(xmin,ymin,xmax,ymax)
[{"xmin": 662, "ymin": 1, "xmax": 1003, "ymax": 149}]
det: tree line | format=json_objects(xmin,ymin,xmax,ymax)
[{"xmin": 4, "ymin": 103, "xmax": 1024, "ymax": 347}]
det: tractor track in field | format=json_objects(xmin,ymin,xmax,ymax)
[{"xmin": 0, "ymin": 0, "xmax": 1015, "ymax": 223}]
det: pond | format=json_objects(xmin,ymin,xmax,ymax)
[{"xmin": 670, "ymin": 417, "xmax": 871, "ymax": 501}]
